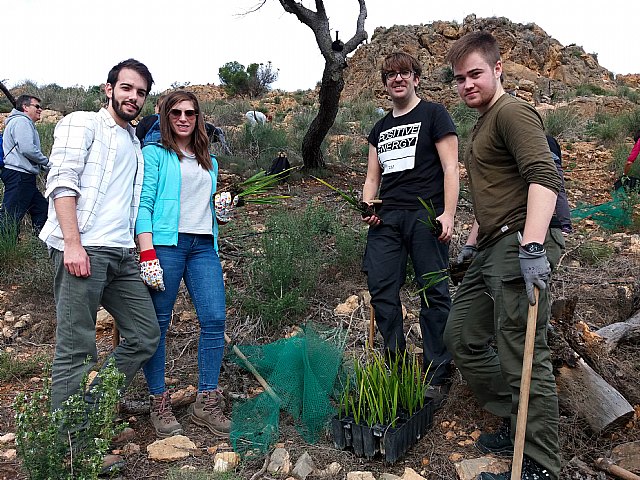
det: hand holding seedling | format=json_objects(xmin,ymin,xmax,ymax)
[
  {"xmin": 436, "ymin": 211, "xmax": 454, "ymax": 242},
  {"xmin": 361, "ymin": 201, "xmax": 382, "ymax": 226}
]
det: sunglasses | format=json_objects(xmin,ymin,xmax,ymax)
[
  {"xmin": 169, "ymin": 109, "xmax": 197, "ymax": 118},
  {"xmin": 30, "ymin": 104, "xmax": 42, "ymax": 110}
]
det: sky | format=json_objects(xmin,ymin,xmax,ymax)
[{"xmin": 5, "ymin": 0, "xmax": 638, "ymax": 94}]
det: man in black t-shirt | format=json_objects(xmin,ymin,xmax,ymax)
[{"xmin": 361, "ymin": 52, "xmax": 459, "ymax": 404}]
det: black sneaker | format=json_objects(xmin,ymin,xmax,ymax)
[
  {"xmin": 424, "ymin": 383, "xmax": 450, "ymax": 410},
  {"xmin": 476, "ymin": 418, "xmax": 513, "ymax": 455},
  {"xmin": 478, "ymin": 456, "xmax": 552, "ymax": 479}
]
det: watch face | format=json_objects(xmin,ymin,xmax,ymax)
[{"xmin": 524, "ymin": 242, "xmax": 545, "ymax": 254}]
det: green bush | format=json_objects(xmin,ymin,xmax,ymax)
[
  {"xmin": 616, "ymin": 85, "xmax": 640, "ymax": 104},
  {"xmin": 544, "ymin": 107, "xmax": 581, "ymax": 139},
  {"xmin": 14, "ymin": 360, "xmax": 126, "ymax": 480},
  {"xmin": 0, "ymin": 222, "xmax": 53, "ymax": 294},
  {"xmin": 335, "ymin": 225, "xmax": 366, "ymax": 268},
  {"xmin": 574, "ymin": 83, "xmax": 609, "ymax": 97},
  {"xmin": 240, "ymin": 204, "xmax": 337, "ymax": 326},
  {"xmin": 36, "ymin": 122, "xmax": 55, "ymax": 157},
  {"xmin": 0, "ymin": 352, "xmax": 45, "ymax": 382},
  {"xmin": 585, "ymin": 112, "xmax": 626, "ymax": 146},
  {"xmin": 574, "ymin": 241, "xmax": 615, "ymax": 265},
  {"xmin": 450, "ymin": 102, "xmax": 479, "ymax": 155}
]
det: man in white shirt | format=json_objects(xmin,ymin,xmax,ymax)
[{"xmin": 40, "ymin": 59, "xmax": 160, "ymax": 456}]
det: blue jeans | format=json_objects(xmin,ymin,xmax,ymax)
[
  {"xmin": 0, "ymin": 168, "xmax": 48, "ymax": 236},
  {"xmin": 143, "ymin": 233, "xmax": 226, "ymax": 394}
]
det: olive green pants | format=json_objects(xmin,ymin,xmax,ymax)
[{"xmin": 444, "ymin": 229, "xmax": 564, "ymax": 479}]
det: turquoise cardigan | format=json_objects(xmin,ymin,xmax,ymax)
[{"xmin": 135, "ymin": 144, "xmax": 219, "ymax": 250}]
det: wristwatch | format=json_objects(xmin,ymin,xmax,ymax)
[{"xmin": 521, "ymin": 242, "xmax": 545, "ymax": 254}]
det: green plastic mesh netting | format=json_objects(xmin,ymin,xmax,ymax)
[
  {"xmin": 571, "ymin": 181, "xmax": 638, "ymax": 231},
  {"xmin": 228, "ymin": 323, "xmax": 347, "ymax": 456}
]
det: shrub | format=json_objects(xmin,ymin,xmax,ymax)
[
  {"xmin": 574, "ymin": 241, "xmax": 615, "ymax": 265},
  {"xmin": 450, "ymin": 102, "xmax": 479, "ymax": 155},
  {"xmin": 36, "ymin": 122, "xmax": 55, "ymax": 157},
  {"xmin": 0, "ymin": 222, "xmax": 53, "ymax": 294},
  {"xmin": 544, "ymin": 106, "xmax": 582, "ymax": 139},
  {"xmin": 574, "ymin": 83, "xmax": 609, "ymax": 97},
  {"xmin": 616, "ymin": 85, "xmax": 640, "ymax": 104},
  {"xmin": 0, "ymin": 351, "xmax": 45, "ymax": 382},
  {"xmin": 14, "ymin": 360, "xmax": 126, "ymax": 480},
  {"xmin": 240, "ymin": 204, "xmax": 337, "ymax": 327},
  {"xmin": 218, "ymin": 61, "xmax": 278, "ymax": 98},
  {"xmin": 585, "ymin": 112, "xmax": 626, "ymax": 146}
]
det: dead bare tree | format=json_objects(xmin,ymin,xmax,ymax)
[{"xmin": 253, "ymin": 0, "xmax": 368, "ymax": 169}]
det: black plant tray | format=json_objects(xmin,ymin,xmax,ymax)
[{"xmin": 331, "ymin": 400, "xmax": 434, "ymax": 464}]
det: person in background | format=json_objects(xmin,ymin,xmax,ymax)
[
  {"xmin": 361, "ymin": 51, "xmax": 459, "ymax": 407},
  {"xmin": 444, "ymin": 31, "xmax": 564, "ymax": 480},
  {"xmin": 39, "ymin": 58, "xmax": 160, "ymax": 474},
  {"xmin": 135, "ymin": 94, "xmax": 166, "ymax": 147},
  {"xmin": 1, "ymin": 94, "xmax": 50, "ymax": 236},
  {"xmin": 546, "ymin": 135, "xmax": 572, "ymax": 235},
  {"xmin": 623, "ymin": 129, "xmax": 640, "ymax": 175},
  {"xmin": 136, "ymin": 90, "xmax": 236, "ymax": 438}
]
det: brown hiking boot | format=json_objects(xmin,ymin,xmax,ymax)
[
  {"xmin": 149, "ymin": 392, "xmax": 183, "ymax": 438},
  {"xmin": 191, "ymin": 389, "xmax": 231, "ymax": 437}
]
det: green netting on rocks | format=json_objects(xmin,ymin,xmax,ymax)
[
  {"xmin": 228, "ymin": 323, "xmax": 346, "ymax": 456},
  {"xmin": 571, "ymin": 187, "xmax": 636, "ymax": 231}
]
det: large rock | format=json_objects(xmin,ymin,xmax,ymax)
[
  {"xmin": 146, "ymin": 435, "xmax": 196, "ymax": 462},
  {"xmin": 454, "ymin": 456, "xmax": 511, "ymax": 480},
  {"xmin": 268, "ymin": 447, "xmax": 291, "ymax": 475}
]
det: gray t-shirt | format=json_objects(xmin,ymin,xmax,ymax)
[{"xmin": 178, "ymin": 153, "xmax": 213, "ymax": 235}]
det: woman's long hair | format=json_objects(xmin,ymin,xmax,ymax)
[{"xmin": 159, "ymin": 90, "xmax": 212, "ymax": 170}]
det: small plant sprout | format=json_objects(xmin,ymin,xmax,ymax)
[
  {"xmin": 416, "ymin": 268, "xmax": 450, "ymax": 307},
  {"xmin": 228, "ymin": 167, "xmax": 297, "ymax": 205},
  {"xmin": 312, "ymin": 176, "xmax": 381, "ymax": 220},
  {"xmin": 417, "ymin": 196, "xmax": 442, "ymax": 236}
]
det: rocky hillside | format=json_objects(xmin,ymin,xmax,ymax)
[{"xmin": 343, "ymin": 14, "xmax": 634, "ymax": 108}]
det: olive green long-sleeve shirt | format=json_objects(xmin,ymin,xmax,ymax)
[{"xmin": 465, "ymin": 94, "xmax": 560, "ymax": 249}]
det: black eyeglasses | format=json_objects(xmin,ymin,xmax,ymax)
[
  {"xmin": 385, "ymin": 70, "xmax": 414, "ymax": 81},
  {"xmin": 30, "ymin": 104, "xmax": 42, "ymax": 110},
  {"xmin": 169, "ymin": 109, "xmax": 197, "ymax": 118}
]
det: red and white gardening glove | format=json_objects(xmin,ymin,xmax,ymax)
[
  {"xmin": 139, "ymin": 249, "xmax": 165, "ymax": 291},
  {"xmin": 214, "ymin": 192, "xmax": 239, "ymax": 223}
]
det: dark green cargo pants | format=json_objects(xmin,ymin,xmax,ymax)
[{"xmin": 444, "ymin": 229, "xmax": 564, "ymax": 479}]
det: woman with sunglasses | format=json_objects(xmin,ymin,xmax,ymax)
[{"xmin": 135, "ymin": 90, "xmax": 235, "ymax": 438}]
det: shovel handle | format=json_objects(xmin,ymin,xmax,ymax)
[
  {"xmin": 224, "ymin": 333, "xmax": 281, "ymax": 405},
  {"xmin": 511, "ymin": 287, "xmax": 539, "ymax": 480}
]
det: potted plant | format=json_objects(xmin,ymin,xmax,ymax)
[{"xmin": 332, "ymin": 350, "xmax": 435, "ymax": 463}]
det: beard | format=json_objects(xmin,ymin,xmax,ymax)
[{"xmin": 111, "ymin": 96, "xmax": 142, "ymax": 123}]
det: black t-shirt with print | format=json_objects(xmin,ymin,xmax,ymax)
[{"xmin": 368, "ymin": 100, "xmax": 456, "ymax": 210}]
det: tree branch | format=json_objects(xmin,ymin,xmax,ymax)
[{"xmin": 343, "ymin": 0, "xmax": 368, "ymax": 53}]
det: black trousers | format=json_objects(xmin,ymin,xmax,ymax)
[{"xmin": 363, "ymin": 208, "xmax": 452, "ymax": 385}]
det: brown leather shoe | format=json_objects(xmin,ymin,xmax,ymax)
[
  {"xmin": 191, "ymin": 389, "xmax": 231, "ymax": 437},
  {"xmin": 149, "ymin": 392, "xmax": 183, "ymax": 438}
]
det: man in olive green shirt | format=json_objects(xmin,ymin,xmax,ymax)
[{"xmin": 443, "ymin": 31, "xmax": 564, "ymax": 480}]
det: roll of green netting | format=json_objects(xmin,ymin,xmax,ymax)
[
  {"xmin": 571, "ymin": 188, "xmax": 635, "ymax": 231},
  {"xmin": 229, "ymin": 323, "xmax": 347, "ymax": 456}
]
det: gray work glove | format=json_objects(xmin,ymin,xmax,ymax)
[
  {"xmin": 456, "ymin": 245, "xmax": 478, "ymax": 264},
  {"xmin": 518, "ymin": 246, "xmax": 550, "ymax": 305}
]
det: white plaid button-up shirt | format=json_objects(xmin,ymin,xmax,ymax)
[{"xmin": 39, "ymin": 108, "xmax": 144, "ymax": 250}]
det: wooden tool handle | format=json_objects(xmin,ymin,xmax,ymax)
[{"xmin": 511, "ymin": 287, "xmax": 539, "ymax": 480}]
